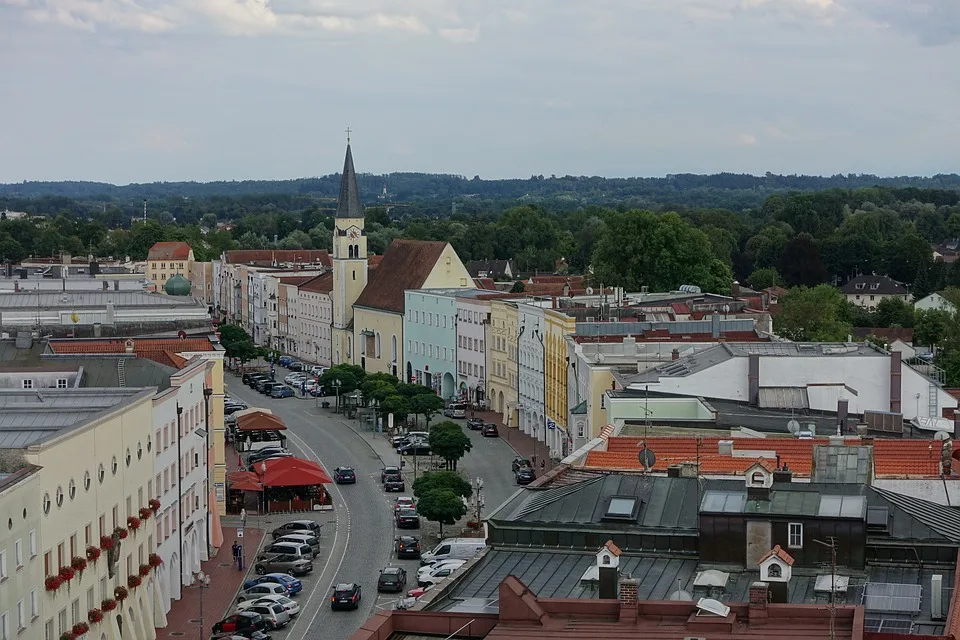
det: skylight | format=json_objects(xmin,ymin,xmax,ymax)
[
  {"xmin": 696, "ymin": 598, "xmax": 730, "ymax": 617},
  {"xmin": 604, "ymin": 496, "xmax": 639, "ymax": 520}
]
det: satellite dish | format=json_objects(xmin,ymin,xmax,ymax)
[
  {"xmin": 787, "ymin": 419, "xmax": 801, "ymax": 435},
  {"xmin": 586, "ymin": 287, "xmax": 594, "ymax": 295},
  {"xmin": 638, "ymin": 447, "xmax": 656, "ymax": 471},
  {"xmin": 594, "ymin": 352, "xmax": 605, "ymax": 364}
]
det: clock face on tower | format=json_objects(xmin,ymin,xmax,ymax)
[{"xmin": 349, "ymin": 229, "xmax": 359, "ymax": 239}]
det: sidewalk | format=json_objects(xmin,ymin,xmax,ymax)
[
  {"xmin": 157, "ymin": 526, "xmax": 264, "ymax": 640},
  {"xmin": 469, "ymin": 409, "xmax": 558, "ymax": 473}
]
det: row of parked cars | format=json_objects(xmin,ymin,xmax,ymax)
[
  {"xmin": 241, "ymin": 371, "xmax": 299, "ymax": 399},
  {"xmin": 390, "ymin": 431, "xmax": 433, "ymax": 456}
]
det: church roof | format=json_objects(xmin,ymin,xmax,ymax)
[
  {"xmin": 335, "ymin": 144, "xmax": 364, "ymax": 219},
  {"xmin": 354, "ymin": 240, "xmax": 448, "ymax": 314}
]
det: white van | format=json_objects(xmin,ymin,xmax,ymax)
[
  {"xmin": 262, "ymin": 542, "xmax": 313, "ymax": 559},
  {"xmin": 419, "ymin": 538, "xmax": 486, "ymax": 566},
  {"xmin": 443, "ymin": 403, "xmax": 467, "ymax": 419}
]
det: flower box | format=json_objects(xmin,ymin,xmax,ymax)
[
  {"xmin": 127, "ymin": 574, "xmax": 142, "ymax": 589},
  {"xmin": 149, "ymin": 498, "xmax": 161, "ymax": 512},
  {"xmin": 72, "ymin": 622, "xmax": 89, "ymax": 635},
  {"xmin": 58, "ymin": 566, "xmax": 76, "ymax": 582},
  {"xmin": 148, "ymin": 553, "xmax": 162, "ymax": 568},
  {"xmin": 87, "ymin": 608, "xmax": 103, "ymax": 624},
  {"xmin": 113, "ymin": 586, "xmax": 128, "ymax": 602},
  {"xmin": 126, "ymin": 516, "xmax": 141, "ymax": 531},
  {"xmin": 138, "ymin": 507, "xmax": 152, "ymax": 520},
  {"xmin": 113, "ymin": 526, "xmax": 128, "ymax": 540},
  {"xmin": 45, "ymin": 575, "xmax": 63, "ymax": 592},
  {"xmin": 100, "ymin": 598, "xmax": 117, "ymax": 612},
  {"xmin": 99, "ymin": 536, "xmax": 114, "ymax": 551},
  {"xmin": 59, "ymin": 633, "xmax": 75, "ymax": 640},
  {"xmin": 71, "ymin": 556, "xmax": 87, "ymax": 572},
  {"xmin": 138, "ymin": 564, "xmax": 151, "ymax": 577},
  {"xmin": 86, "ymin": 546, "xmax": 101, "ymax": 562}
]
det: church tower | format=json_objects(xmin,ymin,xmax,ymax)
[{"xmin": 331, "ymin": 134, "xmax": 368, "ymax": 365}]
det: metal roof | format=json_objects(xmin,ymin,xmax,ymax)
[
  {"xmin": 74, "ymin": 357, "xmax": 175, "ymax": 390},
  {"xmin": 0, "ymin": 290, "xmax": 202, "ymax": 309}
]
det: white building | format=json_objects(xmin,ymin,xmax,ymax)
[
  {"xmin": 914, "ymin": 292, "xmax": 956, "ymax": 314},
  {"xmin": 838, "ymin": 274, "xmax": 910, "ymax": 310},
  {"xmin": 0, "ymin": 465, "xmax": 43, "ymax": 640},
  {"xmin": 297, "ymin": 274, "xmax": 333, "ymax": 367},
  {"xmin": 517, "ymin": 304, "xmax": 546, "ymax": 441},
  {"xmin": 455, "ymin": 295, "xmax": 490, "ymax": 406}
]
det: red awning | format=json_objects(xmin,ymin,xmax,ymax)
[
  {"xmin": 226, "ymin": 471, "xmax": 263, "ymax": 491},
  {"xmin": 258, "ymin": 457, "xmax": 332, "ymax": 487},
  {"xmin": 236, "ymin": 411, "xmax": 287, "ymax": 432}
]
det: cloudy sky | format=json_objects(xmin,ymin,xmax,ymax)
[{"xmin": 0, "ymin": 0, "xmax": 957, "ymax": 184}]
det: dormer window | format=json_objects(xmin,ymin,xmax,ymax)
[
  {"xmin": 602, "ymin": 556, "xmax": 610, "ymax": 565},
  {"xmin": 751, "ymin": 471, "xmax": 765, "ymax": 485},
  {"xmin": 855, "ymin": 283, "xmax": 865, "ymax": 290},
  {"xmin": 870, "ymin": 283, "xmax": 879, "ymax": 290},
  {"xmin": 768, "ymin": 564, "xmax": 782, "ymax": 578}
]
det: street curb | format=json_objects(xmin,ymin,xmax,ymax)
[{"xmin": 335, "ymin": 414, "xmax": 388, "ymax": 467}]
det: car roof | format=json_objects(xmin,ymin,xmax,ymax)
[
  {"xmin": 397, "ymin": 508, "xmax": 417, "ymax": 515},
  {"xmin": 337, "ymin": 466, "xmax": 354, "ymax": 471},
  {"xmin": 334, "ymin": 583, "xmax": 356, "ymax": 590},
  {"xmin": 396, "ymin": 496, "xmax": 414, "ymax": 501},
  {"xmin": 398, "ymin": 535, "xmax": 419, "ymax": 541},
  {"xmin": 264, "ymin": 573, "xmax": 295, "ymax": 580},
  {"xmin": 381, "ymin": 566, "xmax": 403, "ymax": 574}
]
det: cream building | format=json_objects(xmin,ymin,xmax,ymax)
[
  {"xmin": 6, "ymin": 387, "xmax": 160, "ymax": 640},
  {"xmin": 146, "ymin": 242, "xmax": 194, "ymax": 293},
  {"xmin": 0, "ymin": 465, "xmax": 43, "ymax": 640},
  {"xmin": 487, "ymin": 300, "xmax": 520, "ymax": 427}
]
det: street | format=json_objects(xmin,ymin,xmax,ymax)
[{"xmin": 225, "ymin": 371, "xmax": 521, "ymax": 640}]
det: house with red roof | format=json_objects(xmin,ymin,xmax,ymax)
[{"xmin": 147, "ymin": 241, "xmax": 195, "ymax": 293}]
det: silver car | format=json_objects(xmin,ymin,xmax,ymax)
[
  {"xmin": 237, "ymin": 582, "xmax": 288, "ymax": 602},
  {"xmin": 243, "ymin": 602, "xmax": 290, "ymax": 630}
]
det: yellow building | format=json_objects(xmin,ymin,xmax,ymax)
[
  {"xmin": 486, "ymin": 300, "xmax": 520, "ymax": 427},
  {"xmin": 147, "ymin": 242, "xmax": 194, "ymax": 292},
  {"xmin": 18, "ymin": 388, "xmax": 160, "ymax": 640},
  {"xmin": 0, "ymin": 465, "xmax": 44, "ymax": 640},
  {"xmin": 543, "ymin": 308, "xmax": 577, "ymax": 457}
]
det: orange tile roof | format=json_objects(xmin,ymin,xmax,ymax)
[
  {"xmin": 48, "ymin": 337, "xmax": 214, "ymax": 369},
  {"xmin": 584, "ymin": 435, "xmax": 947, "ymax": 479},
  {"xmin": 148, "ymin": 241, "xmax": 192, "ymax": 260},
  {"xmin": 601, "ymin": 540, "xmax": 622, "ymax": 557},
  {"xmin": 759, "ymin": 545, "xmax": 795, "ymax": 566}
]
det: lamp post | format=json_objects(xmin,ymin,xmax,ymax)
[
  {"xmin": 333, "ymin": 378, "xmax": 343, "ymax": 413},
  {"xmin": 191, "ymin": 571, "xmax": 211, "ymax": 640},
  {"xmin": 259, "ymin": 461, "xmax": 267, "ymax": 514},
  {"xmin": 176, "ymin": 404, "xmax": 184, "ymax": 592},
  {"xmin": 202, "ymin": 387, "xmax": 213, "ymax": 558},
  {"xmin": 473, "ymin": 477, "xmax": 485, "ymax": 524}
]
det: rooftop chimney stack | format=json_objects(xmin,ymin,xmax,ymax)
[
  {"xmin": 618, "ymin": 576, "xmax": 639, "ymax": 623},
  {"xmin": 671, "ymin": 348, "xmax": 680, "ymax": 361},
  {"xmin": 837, "ymin": 398, "xmax": 849, "ymax": 434},
  {"xmin": 748, "ymin": 582, "xmax": 769, "ymax": 623},
  {"xmin": 773, "ymin": 463, "xmax": 793, "ymax": 484},
  {"xmin": 748, "ymin": 353, "xmax": 760, "ymax": 406},
  {"xmin": 596, "ymin": 541, "xmax": 621, "ymax": 600},
  {"xmin": 953, "ymin": 412, "xmax": 960, "ymax": 442}
]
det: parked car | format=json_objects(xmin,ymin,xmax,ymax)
[
  {"xmin": 212, "ymin": 612, "xmax": 267, "ymax": 635},
  {"xmin": 405, "ymin": 584, "xmax": 436, "ymax": 600},
  {"xmin": 330, "ymin": 583, "xmax": 362, "ymax": 610},
  {"xmin": 240, "ymin": 603, "xmax": 290, "ymax": 630},
  {"xmin": 381, "ymin": 466, "xmax": 402, "ymax": 482},
  {"xmin": 287, "ymin": 361, "xmax": 304, "ymax": 372},
  {"xmin": 395, "ymin": 535, "xmax": 421, "ymax": 559},
  {"xmin": 398, "ymin": 441, "xmax": 432, "ymax": 456},
  {"xmin": 242, "ymin": 372, "xmax": 268, "ymax": 385},
  {"xmin": 394, "ymin": 497, "xmax": 416, "ymax": 512},
  {"xmin": 466, "ymin": 418, "xmax": 485, "ymax": 430},
  {"xmin": 384, "ymin": 473, "xmax": 405, "ymax": 492},
  {"xmin": 284, "ymin": 373, "xmax": 307, "ymax": 386},
  {"xmin": 443, "ymin": 403, "xmax": 466, "ymax": 418},
  {"xmin": 271, "ymin": 520, "xmax": 322, "ymax": 539},
  {"xmin": 277, "ymin": 355, "xmax": 294, "ymax": 366},
  {"xmin": 417, "ymin": 559, "xmax": 466, "ymax": 580},
  {"xmin": 225, "ymin": 403, "xmax": 248, "ymax": 416},
  {"xmin": 309, "ymin": 365, "xmax": 326, "ymax": 376},
  {"xmin": 334, "ymin": 467, "xmax": 356, "ymax": 484},
  {"xmin": 275, "ymin": 533, "xmax": 320, "ymax": 556},
  {"xmin": 211, "ymin": 632, "xmax": 271, "ymax": 640},
  {"xmin": 516, "ymin": 468, "xmax": 536, "ymax": 485},
  {"xmin": 481, "ymin": 423, "xmax": 499, "ymax": 437},
  {"xmin": 262, "ymin": 542, "xmax": 313, "ymax": 560},
  {"xmin": 243, "ymin": 574, "xmax": 303, "ymax": 595},
  {"xmin": 512, "ymin": 457, "xmax": 532, "ymax": 473},
  {"xmin": 417, "ymin": 563, "xmax": 462, "ymax": 587},
  {"xmin": 420, "ymin": 538, "xmax": 486, "ymax": 566},
  {"xmin": 248, "ymin": 449, "xmax": 287, "ymax": 465},
  {"xmin": 270, "ymin": 385, "xmax": 295, "ymax": 399},
  {"xmin": 395, "ymin": 508, "xmax": 419, "ymax": 529},
  {"xmin": 236, "ymin": 583, "xmax": 289, "ymax": 603},
  {"xmin": 236, "ymin": 595, "xmax": 300, "ymax": 617},
  {"xmin": 254, "ymin": 554, "xmax": 312, "ymax": 576},
  {"xmin": 377, "ymin": 567, "xmax": 407, "ymax": 593},
  {"xmin": 246, "ymin": 374, "xmax": 269, "ymax": 388}
]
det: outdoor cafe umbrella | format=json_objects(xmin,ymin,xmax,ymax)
[{"xmin": 258, "ymin": 456, "xmax": 333, "ymax": 488}]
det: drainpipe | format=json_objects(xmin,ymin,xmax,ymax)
[{"xmin": 535, "ymin": 327, "xmax": 546, "ymax": 461}]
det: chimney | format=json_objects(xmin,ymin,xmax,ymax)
[
  {"xmin": 667, "ymin": 464, "xmax": 681, "ymax": 478},
  {"xmin": 890, "ymin": 351, "xmax": 902, "ymax": 414},
  {"xmin": 953, "ymin": 413, "xmax": 960, "ymax": 441},
  {"xmin": 671, "ymin": 348, "xmax": 680, "ymax": 361},
  {"xmin": 773, "ymin": 463, "xmax": 793, "ymax": 484},
  {"xmin": 718, "ymin": 440, "xmax": 734, "ymax": 456},
  {"xmin": 596, "ymin": 541, "xmax": 621, "ymax": 599},
  {"xmin": 618, "ymin": 577, "xmax": 639, "ymax": 623},
  {"xmin": 622, "ymin": 336, "xmax": 637, "ymax": 357},
  {"xmin": 712, "ymin": 312, "xmax": 721, "ymax": 338},
  {"xmin": 748, "ymin": 353, "xmax": 760, "ymax": 406},
  {"xmin": 837, "ymin": 398, "xmax": 849, "ymax": 434},
  {"xmin": 748, "ymin": 582, "xmax": 769, "ymax": 623},
  {"xmin": 680, "ymin": 461, "xmax": 699, "ymax": 478},
  {"xmin": 732, "ymin": 280, "xmax": 741, "ymax": 299}
]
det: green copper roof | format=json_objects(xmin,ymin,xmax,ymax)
[{"xmin": 164, "ymin": 273, "xmax": 192, "ymax": 296}]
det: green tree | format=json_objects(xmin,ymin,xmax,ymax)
[
  {"xmin": 875, "ymin": 297, "xmax": 915, "ymax": 328},
  {"xmin": 318, "ymin": 364, "xmax": 366, "ymax": 394},
  {"xmin": 218, "ymin": 325, "xmax": 260, "ymax": 363},
  {"xmin": 200, "ymin": 213, "xmax": 219, "ymax": 229},
  {"xmin": 379, "ymin": 394, "xmax": 410, "ymax": 423},
  {"xmin": 415, "ymin": 489, "xmax": 467, "ymax": 538},
  {"xmin": 396, "ymin": 383, "xmax": 435, "ymax": 398},
  {"xmin": 412, "ymin": 470, "xmax": 473, "ymax": 500},
  {"xmin": 745, "ymin": 267, "xmax": 783, "ymax": 291},
  {"xmin": 409, "ymin": 393, "xmax": 445, "ymax": 428},
  {"xmin": 428, "ymin": 421, "xmax": 473, "ymax": 470},
  {"xmin": 774, "ymin": 285, "xmax": 852, "ymax": 341},
  {"xmin": 237, "ymin": 231, "xmax": 270, "ymax": 250},
  {"xmin": 277, "ymin": 229, "xmax": 312, "ymax": 249},
  {"xmin": 914, "ymin": 309, "xmax": 952, "ymax": 347},
  {"xmin": 361, "ymin": 380, "xmax": 398, "ymax": 405}
]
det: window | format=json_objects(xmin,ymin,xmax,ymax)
[
  {"xmin": 43, "ymin": 552, "xmax": 51, "ymax": 577},
  {"xmin": 16, "ymin": 600, "xmax": 24, "ymax": 631},
  {"xmin": 84, "ymin": 525, "xmax": 91, "ymax": 547},
  {"xmin": 0, "ymin": 550, "xmax": 7, "ymax": 580},
  {"xmin": 768, "ymin": 564, "xmax": 782, "ymax": 578},
  {"xmin": 21, "ymin": 379, "xmax": 33, "ymax": 389},
  {"xmin": 14, "ymin": 540, "xmax": 22, "ymax": 568},
  {"xmin": 29, "ymin": 531, "xmax": 36, "ymax": 557},
  {"xmin": 44, "ymin": 619, "xmax": 53, "ymax": 640},
  {"xmin": 30, "ymin": 590, "xmax": 38, "ymax": 619},
  {"xmin": 788, "ymin": 522, "xmax": 803, "ymax": 548},
  {"xmin": 1, "ymin": 612, "xmax": 8, "ymax": 639},
  {"xmin": 56, "ymin": 378, "xmax": 68, "ymax": 389}
]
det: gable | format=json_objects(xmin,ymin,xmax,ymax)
[
  {"xmin": 353, "ymin": 240, "xmax": 450, "ymax": 313},
  {"xmin": 421, "ymin": 245, "xmax": 473, "ymax": 289}
]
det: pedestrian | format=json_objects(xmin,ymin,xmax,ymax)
[
  {"xmin": 240, "ymin": 508, "xmax": 247, "ymax": 527},
  {"xmin": 231, "ymin": 541, "xmax": 239, "ymax": 564},
  {"xmin": 541, "ymin": 459, "xmax": 546, "ymax": 472},
  {"xmin": 236, "ymin": 543, "xmax": 244, "ymax": 571}
]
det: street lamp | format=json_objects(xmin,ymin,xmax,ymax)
[
  {"xmin": 473, "ymin": 477, "xmax": 485, "ymax": 524},
  {"xmin": 191, "ymin": 571, "xmax": 211, "ymax": 640},
  {"xmin": 333, "ymin": 378, "xmax": 343, "ymax": 413}
]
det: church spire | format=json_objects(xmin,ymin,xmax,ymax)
[{"xmin": 335, "ymin": 129, "xmax": 364, "ymax": 219}]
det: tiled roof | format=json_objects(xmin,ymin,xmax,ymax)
[
  {"xmin": 278, "ymin": 276, "xmax": 316, "ymax": 286},
  {"xmin": 601, "ymin": 540, "xmax": 622, "ymax": 557},
  {"xmin": 474, "ymin": 277, "xmax": 496, "ymax": 290},
  {"xmin": 223, "ymin": 250, "xmax": 331, "ymax": 266},
  {"xmin": 528, "ymin": 275, "xmax": 584, "ymax": 285},
  {"xmin": 670, "ymin": 303, "xmax": 691, "ymax": 314},
  {"xmin": 147, "ymin": 241, "xmax": 192, "ymax": 260},
  {"xmin": 298, "ymin": 273, "xmax": 333, "ymax": 294},
  {"xmin": 759, "ymin": 544, "xmax": 795, "ymax": 566},
  {"xmin": 48, "ymin": 337, "xmax": 214, "ymax": 369},
  {"xmin": 368, "ymin": 255, "xmax": 383, "ymax": 269},
  {"xmin": 838, "ymin": 274, "xmax": 910, "ymax": 295},
  {"xmin": 584, "ymin": 435, "xmax": 946, "ymax": 479},
  {"xmin": 353, "ymin": 240, "xmax": 448, "ymax": 314}
]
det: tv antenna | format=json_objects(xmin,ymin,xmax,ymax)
[{"xmin": 814, "ymin": 537, "xmax": 838, "ymax": 640}]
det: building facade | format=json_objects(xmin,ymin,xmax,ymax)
[
  {"xmin": 455, "ymin": 296, "xmax": 491, "ymax": 406},
  {"xmin": 839, "ymin": 274, "xmax": 910, "ymax": 311},
  {"xmin": 147, "ymin": 242, "xmax": 194, "ymax": 293},
  {"xmin": 188, "ymin": 261, "xmax": 215, "ymax": 306},
  {"xmin": 543, "ymin": 308, "xmax": 576, "ymax": 458},
  {"xmin": 487, "ymin": 300, "xmax": 520, "ymax": 426},
  {"xmin": 298, "ymin": 274, "xmax": 333, "ymax": 367},
  {"xmin": 0, "ymin": 466, "xmax": 43, "ymax": 640},
  {"xmin": 517, "ymin": 304, "xmax": 546, "ymax": 441},
  {"xmin": 404, "ymin": 290, "xmax": 459, "ymax": 397}
]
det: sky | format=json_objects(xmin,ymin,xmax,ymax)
[{"xmin": 0, "ymin": 0, "xmax": 958, "ymax": 184}]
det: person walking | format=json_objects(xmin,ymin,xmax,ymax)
[
  {"xmin": 231, "ymin": 541, "xmax": 240, "ymax": 567},
  {"xmin": 240, "ymin": 508, "xmax": 247, "ymax": 527}
]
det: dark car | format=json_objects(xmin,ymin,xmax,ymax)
[
  {"xmin": 270, "ymin": 385, "xmax": 295, "ymax": 399},
  {"xmin": 224, "ymin": 403, "xmax": 248, "ymax": 415},
  {"xmin": 512, "ymin": 457, "xmax": 531, "ymax": 474},
  {"xmin": 255, "ymin": 378, "xmax": 276, "ymax": 393},
  {"xmin": 377, "ymin": 567, "xmax": 407, "ymax": 593},
  {"xmin": 395, "ymin": 535, "xmax": 421, "ymax": 559},
  {"xmin": 212, "ymin": 631, "xmax": 272, "ymax": 640},
  {"xmin": 246, "ymin": 374, "xmax": 269, "ymax": 388},
  {"xmin": 381, "ymin": 466, "xmax": 401, "ymax": 482},
  {"xmin": 398, "ymin": 441, "xmax": 431, "ymax": 456},
  {"xmin": 384, "ymin": 473, "xmax": 405, "ymax": 492},
  {"xmin": 330, "ymin": 583, "xmax": 362, "ymax": 610},
  {"xmin": 482, "ymin": 423, "xmax": 499, "ymax": 437},
  {"xmin": 287, "ymin": 361, "xmax": 304, "ymax": 372},
  {"xmin": 516, "ymin": 467, "xmax": 536, "ymax": 485},
  {"xmin": 260, "ymin": 382, "xmax": 283, "ymax": 396},
  {"xmin": 395, "ymin": 508, "xmax": 419, "ymax": 529},
  {"xmin": 254, "ymin": 553, "xmax": 313, "ymax": 577},
  {"xmin": 271, "ymin": 520, "xmax": 322, "ymax": 539},
  {"xmin": 466, "ymin": 417, "xmax": 485, "ymax": 431},
  {"xmin": 247, "ymin": 449, "xmax": 287, "ymax": 465},
  {"xmin": 212, "ymin": 612, "xmax": 267, "ymax": 635},
  {"xmin": 278, "ymin": 355, "xmax": 294, "ymax": 366},
  {"xmin": 242, "ymin": 372, "xmax": 266, "ymax": 385},
  {"xmin": 334, "ymin": 467, "xmax": 356, "ymax": 484}
]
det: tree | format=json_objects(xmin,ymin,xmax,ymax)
[
  {"xmin": 409, "ymin": 393, "xmax": 445, "ymax": 429},
  {"xmin": 361, "ymin": 380, "xmax": 398, "ymax": 405},
  {"xmin": 277, "ymin": 230, "xmax": 312, "ymax": 249},
  {"xmin": 777, "ymin": 233, "xmax": 827, "ymax": 287},
  {"xmin": 745, "ymin": 267, "xmax": 783, "ymax": 291},
  {"xmin": 914, "ymin": 309, "xmax": 952, "ymax": 347},
  {"xmin": 379, "ymin": 394, "xmax": 410, "ymax": 423},
  {"xmin": 396, "ymin": 383, "xmax": 435, "ymax": 398},
  {"xmin": 412, "ymin": 470, "xmax": 473, "ymax": 500},
  {"xmin": 774, "ymin": 285, "xmax": 852, "ymax": 341},
  {"xmin": 200, "ymin": 213, "xmax": 219, "ymax": 229},
  {"xmin": 318, "ymin": 364, "xmax": 366, "ymax": 394},
  {"xmin": 875, "ymin": 297, "xmax": 915, "ymax": 328},
  {"xmin": 218, "ymin": 325, "xmax": 260, "ymax": 363},
  {"xmin": 428, "ymin": 421, "xmax": 474, "ymax": 470},
  {"xmin": 237, "ymin": 231, "xmax": 270, "ymax": 250},
  {"xmin": 415, "ymin": 489, "xmax": 467, "ymax": 538}
]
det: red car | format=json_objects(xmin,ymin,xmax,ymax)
[{"xmin": 212, "ymin": 612, "xmax": 267, "ymax": 635}]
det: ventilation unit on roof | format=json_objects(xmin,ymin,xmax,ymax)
[
  {"xmin": 694, "ymin": 570, "xmax": 730, "ymax": 589},
  {"xmin": 814, "ymin": 575, "xmax": 849, "ymax": 593}
]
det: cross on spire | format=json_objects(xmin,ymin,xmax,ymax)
[{"xmin": 345, "ymin": 127, "xmax": 352, "ymax": 145}]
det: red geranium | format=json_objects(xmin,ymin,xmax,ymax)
[
  {"xmin": 59, "ymin": 633, "xmax": 75, "ymax": 640},
  {"xmin": 149, "ymin": 498, "xmax": 161, "ymax": 512},
  {"xmin": 127, "ymin": 574, "xmax": 142, "ymax": 589},
  {"xmin": 87, "ymin": 608, "xmax": 103, "ymax": 624},
  {"xmin": 148, "ymin": 553, "xmax": 162, "ymax": 568},
  {"xmin": 72, "ymin": 622, "xmax": 89, "ymax": 636},
  {"xmin": 86, "ymin": 545, "xmax": 101, "ymax": 562},
  {"xmin": 113, "ymin": 526, "xmax": 128, "ymax": 540},
  {"xmin": 99, "ymin": 536, "xmax": 114, "ymax": 551},
  {"xmin": 138, "ymin": 564, "xmax": 151, "ymax": 577},
  {"xmin": 126, "ymin": 516, "xmax": 141, "ymax": 531},
  {"xmin": 138, "ymin": 507, "xmax": 152, "ymax": 520},
  {"xmin": 45, "ymin": 575, "xmax": 63, "ymax": 592},
  {"xmin": 100, "ymin": 598, "xmax": 117, "ymax": 612},
  {"xmin": 58, "ymin": 566, "xmax": 76, "ymax": 582},
  {"xmin": 113, "ymin": 586, "xmax": 128, "ymax": 601},
  {"xmin": 71, "ymin": 556, "xmax": 87, "ymax": 573}
]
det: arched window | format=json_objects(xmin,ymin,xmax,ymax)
[
  {"xmin": 751, "ymin": 471, "xmax": 765, "ymax": 485},
  {"xmin": 768, "ymin": 564, "xmax": 782, "ymax": 578},
  {"xmin": 348, "ymin": 245, "xmax": 355, "ymax": 259},
  {"xmin": 375, "ymin": 332, "xmax": 381, "ymax": 358},
  {"xmin": 354, "ymin": 244, "xmax": 360, "ymax": 258},
  {"xmin": 391, "ymin": 335, "xmax": 397, "ymax": 363}
]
